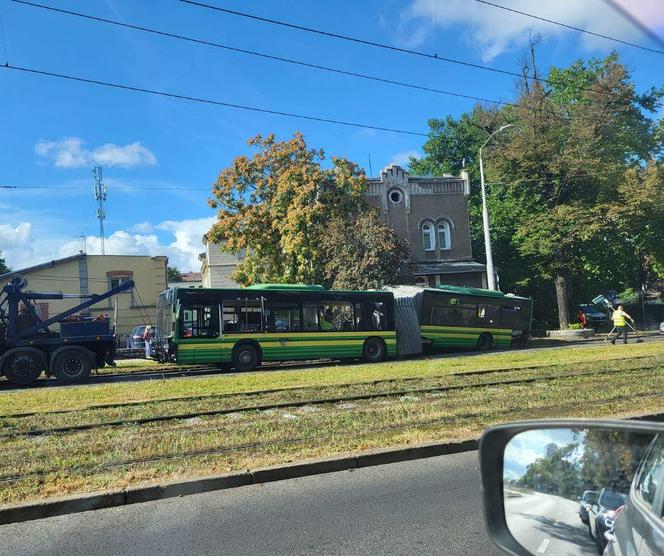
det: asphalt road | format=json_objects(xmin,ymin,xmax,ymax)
[
  {"xmin": 0, "ymin": 451, "xmax": 502, "ymax": 556},
  {"xmin": 505, "ymin": 490, "xmax": 596, "ymax": 555}
]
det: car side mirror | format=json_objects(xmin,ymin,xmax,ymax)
[{"xmin": 479, "ymin": 420, "xmax": 662, "ymax": 555}]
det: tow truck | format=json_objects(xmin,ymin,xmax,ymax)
[{"xmin": 0, "ymin": 276, "xmax": 134, "ymax": 386}]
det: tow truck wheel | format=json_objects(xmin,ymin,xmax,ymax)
[
  {"xmin": 2, "ymin": 348, "xmax": 45, "ymax": 386},
  {"xmin": 52, "ymin": 349, "xmax": 92, "ymax": 384}
]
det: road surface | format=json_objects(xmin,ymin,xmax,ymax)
[
  {"xmin": 505, "ymin": 490, "xmax": 596, "ymax": 555},
  {"xmin": 0, "ymin": 451, "xmax": 502, "ymax": 556}
]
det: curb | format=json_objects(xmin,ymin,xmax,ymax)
[
  {"xmin": 0, "ymin": 437, "xmax": 478, "ymax": 526},
  {"xmin": 1, "ymin": 412, "xmax": 661, "ymax": 525}
]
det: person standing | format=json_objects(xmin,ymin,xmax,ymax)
[
  {"xmin": 143, "ymin": 325, "xmax": 152, "ymax": 358},
  {"xmin": 610, "ymin": 305, "xmax": 634, "ymax": 344}
]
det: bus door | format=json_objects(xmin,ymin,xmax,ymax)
[
  {"xmin": 178, "ymin": 303, "xmax": 222, "ymax": 363},
  {"xmin": 262, "ymin": 299, "xmax": 303, "ymax": 359}
]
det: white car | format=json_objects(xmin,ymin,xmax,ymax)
[{"xmin": 660, "ymin": 321, "xmax": 664, "ymax": 334}]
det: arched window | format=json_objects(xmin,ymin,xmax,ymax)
[
  {"xmin": 437, "ymin": 220, "xmax": 451, "ymax": 250},
  {"xmin": 415, "ymin": 276, "xmax": 429, "ymax": 287},
  {"xmin": 422, "ymin": 222, "xmax": 435, "ymax": 251}
]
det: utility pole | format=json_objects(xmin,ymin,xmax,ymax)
[
  {"xmin": 92, "ymin": 166, "xmax": 107, "ymax": 255},
  {"xmin": 479, "ymin": 124, "xmax": 513, "ymax": 290},
  {"xmin": 78, "ymin": 233, "xmax": 87, "ymax": 254}
]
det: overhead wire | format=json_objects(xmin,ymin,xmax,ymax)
[
  {"xmin": 602, "ymin": 0, "xmax": 664, "ymax": 51},
  {"xmin": 11, "ymin": 0, "xmax": 517, "ymax": 108},
  {"xmin": 474, "ymin": 0, "xmax": 664, "ymax": 54},
  {"xmin": 8, "ymin": 2, "xmax": 650, "ymax": 128},
  {"xmin": 0, "ymin": 64, "xmax": 430, "ymax": 137},
  {"xmin": 178, "ymin": 0, "xmax": 613, "ymax": 97}
]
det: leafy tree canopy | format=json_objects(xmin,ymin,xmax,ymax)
[{"xmin": 208, "ymin": 133, "xmax": 412, "ymax": 289}]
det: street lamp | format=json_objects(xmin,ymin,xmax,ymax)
[{"xmin": 479, "ymin": 124, "xmax": 513, "ymax": 291}]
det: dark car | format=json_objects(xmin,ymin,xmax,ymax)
[
  {"xmin": 579, "ymin": 303, "xmax": 610, "ymax": 329},
  {"xmin": 589, "ymin": 487, "xmax": 627, "ymax": 553},
  {"xmin": 579, "ymin": 489, "xmax": 599, "ymax": 525},
  {"xmin": 606, "ymin": 434, "xmax": 664, "ymax": 556}
]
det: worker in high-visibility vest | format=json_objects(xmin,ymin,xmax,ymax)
[{"xmin": 610, "ymin": 305, "xmax": 634, "ymax": 344}]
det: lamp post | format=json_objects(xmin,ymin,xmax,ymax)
[{"xmin": 479, "ymin": 124, "xmax": 513, "ymax": 290}]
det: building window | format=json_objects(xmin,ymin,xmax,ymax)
[
  {"xmin": 422, "ymin": 222, "xmax": 435, "ymax": 251},
  {"xmin": 415, "ymin": 276, "xmax": 429, "ymax": 288},
  {"xmin": 108, "ymin": 275, "xmax": 131, "ymax": 291},
  {"xmin": 437, "ymin": 220, "xmax": 452, "ymax": 250},
  {"xmin": 388, "ymin": 189, "xmax": 403, "ymax": 204}
]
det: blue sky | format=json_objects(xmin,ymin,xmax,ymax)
[{"xmin": 1, "ymin": 0, "xmax": 663, "ymax": 271}]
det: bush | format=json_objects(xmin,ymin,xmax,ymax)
[{"xmin": 568, "ymin": 323, "xmax": 581, "ymax": 330}]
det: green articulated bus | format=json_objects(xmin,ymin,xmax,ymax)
[
  {"xmin": 156, "ymin": 284, "xmax": 397, "ymax": 370},
  {"xmin": 417, "ymin": 286, "xmax": 533, "ymax": 350}
]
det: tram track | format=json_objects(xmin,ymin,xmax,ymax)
[
  {"xmin": 2, "ymin": 363, "xmax": 659, "ymax": 438},
  {"xmin": 0, "ymin": 389, "xmax": 659, "ymax": 486},
  {"xmin": 1, "ymin": 354, "xmax": 658, "ymax": 420}
]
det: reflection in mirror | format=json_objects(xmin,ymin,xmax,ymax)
[{"xmin": 503, "ymin": 428, "xmax": 655, "ymax": 556}]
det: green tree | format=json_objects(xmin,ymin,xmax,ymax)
[
  {"xmin": 0, "ymin": 253, "xmax": 9, "ymax": 275},
  {"xmin": 208, "ymin": 133, "xmax": 411, "ymax": 288},
  {"xmin": 321, "ymin": 210, "xmax": 412, "ymax": 289},
  {"xmin": 167, "ymin": 267, "xmax": 183, "ymax": 282}
]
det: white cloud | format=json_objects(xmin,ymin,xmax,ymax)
[
  {"xmin": 0, "ymin": 223, "xmax": 34, "ymax": 270},
  {"xmin": 52, "ymin": 217, "xmax": 216, "ymax": 272},
  {"xmin": 157, "ymin": 217, "xmax": 216, "ymax": 270},
  {"xmin": 389, "ymin": 149, "xmax": 420, "ymax": 168},
  {"xmin": 401, "ymin": 0, "xmax": 664, "ymax": 61},
  {"xmin": 130, "ymin": 221, "xmax": 154, "ymax": 234},
  {"xmin": 34, "ymin": 137, "xmax": 156, "ymax": 169}
]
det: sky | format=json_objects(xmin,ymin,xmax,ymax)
[{"xmin": 1, "ymin": 0, "xmax": 663, "ymax": 272}]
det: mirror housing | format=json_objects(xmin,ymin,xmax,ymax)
[{"xmin": 478, "ymin": 419, "xmax": 664, "ymax": 556}]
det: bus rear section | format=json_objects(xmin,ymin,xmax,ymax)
[
  {"xmin": 157, "ymin": 285, "xmax": 397, "ymax": 369},
  {"xmin": 419, "ymin": 286, "xmax": 532, "ymax": 350}
]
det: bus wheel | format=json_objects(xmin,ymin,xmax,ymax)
[
  {"xmin": 477, "ymin": 333, "xmax": 493, "ymax": 351},
  {"xmin": 2, "ymin": 348, "xmax": 45, "ymax": 386},
  {"xmin": 52, "ymin": 348, "xmax": 92, "ymax": 384},
  {"xmin": 363, "ymin": 338, "xmax": 386, "ymax": 363},
  {"xmin": 232, "ymin": 344, "xmax": 260, "ymax": 371}
]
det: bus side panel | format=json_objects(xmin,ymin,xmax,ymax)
[
  {"xmin": 420, "ymin": 325, "xmax": 512, "ymax": 348},
  {"xmin": 175, "ymin": 339, "xmax": 225, "ymax": 364},
  {"xmin": 222, "ymin": 331, "xmax": 398, "ymax": 361}
]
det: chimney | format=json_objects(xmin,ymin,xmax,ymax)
[{"xmin": 460, "ymin": 168, "xmax": 470, "ymax": 196}]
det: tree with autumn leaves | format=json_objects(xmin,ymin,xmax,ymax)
[{"xmin": 207, "ymin": 133, "xmax": 411, "ymax": 289}]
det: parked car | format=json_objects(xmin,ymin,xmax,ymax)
[
  {"xmin": 127, "ymin": 325, "xmax": 148, "ymax": 349},
  {"xmin": 588, "ymin": 487, "xmax": 628, "ymax": 553},
  {"xmin": 579, "ymin": 303, "xmax": 610, "ymax": 329},
  {"xmin": 579, "ymin": 489, "xmax": 599, "ymax": 525},
  {"xmin": 659, "ymin": 321, "xmax": 664, "ymax": 335},
  {"xmin": 605, "ymin": 433, "xmax": 664, "ymax": 556}
]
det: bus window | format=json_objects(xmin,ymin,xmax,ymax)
[
  {"xmin": 500, "ymin": 305, "xmax": 524, "ymax": 327},
  {"xmin": 223, "ymin": 299, "xmax": 262, "ymax": 334},
  {"xmin": 355, "ymin": 301, "xmax": 386, "ymax": 331},
  {"xmin": 302, "ymin": 303, "xmax": 318, "ymax": 331},
  {"xmin": 180, "ymin": 304, "xmax": 220, "ymax": 338},
  {"xmin": 319, "ymin": 302, "xmax": 354, "ymax": 331},
  {"xmin": 477, "ymin": 304, "xmax": 499, "ymax": 325},
  {"xmin": 265, "ymin": 303, "xmax": 301, "ymax": 332},
  {"xmin": 369, "ymin": 302, "xmax": 385, "ymax": 330}
]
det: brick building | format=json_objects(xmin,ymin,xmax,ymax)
[{"xmin": 366, "ymin": 165, "xmax": 487, "ymax": 288}]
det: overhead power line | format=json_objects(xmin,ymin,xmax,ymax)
[
  {"xmin": 0, "ymin": 64, "xmax": 430, "ymax": 137},
  {"xmin": 602, "ymin": 0, "xmax": 664, "ymax": 51},
  {"xmin": 474, "ymin": 0, "xmax": 664, "ymax": 54},
  {"xmin": 179, "ymin": 0, "xmax": 559, "ymax": 86},
  {"xmin": 11, "ymin": 0, "xmax": 516, "ymax": 108},
  {"xmin": 1, "ymin": 184, "xmax": 210, "ymax": 191}
]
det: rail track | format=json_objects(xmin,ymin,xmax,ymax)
[
  {"xmin": 0, "ymin": 389, "xmax": 659, "ymax": 486},
  {"xmin": 2, "ymin": 362, "xmax": 660, "ymax": 438}
]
